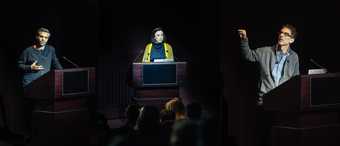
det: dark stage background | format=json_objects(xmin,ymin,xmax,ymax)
[{"xmin": 1, "ymin": 0, "xmax": 339, "ymax": 146}]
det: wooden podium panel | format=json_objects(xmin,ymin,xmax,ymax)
[
  {"xmin": 132, "ymin": 62, "xmax": 187, "ymax": 106},
  {"xmin": 21, "ymin": 68, "xmax": 97, "ymax": 146},
  {"xmin": 272, "ymin": 124, "xmax": 340, "ymax": 146},
  {"xmin": 133, "ymin": 62, "xmax": 187, "ymax": 88},
  {"xmin": 24, "ymin": 67, "xmax": 95, "ymax": 100},
  {"xmin": 33, "ymin": 98, "xmax": 88, "ymax": 112},
  {"xmin": 263, "ymin": 73, "xmax": 340, "ymax": 112},
  {"xmin": 132, "ymin": 62, "xmax": 187, "ymax": 97},
  {"xmin": 24, "ymin": 67, "xmax": 95, "ymax": 112},
  {"xmin": 262, "ymin": 73, "xmax": 340, "ymax": 146}
]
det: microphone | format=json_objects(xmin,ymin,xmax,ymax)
[
  {"xmin": 173, "ymin": 55, "xmax": 179, "ymax": 62},
  {"xmin": 133, "ymin": 49, "xmax": 145, "ymax": 62},
  {"xmin": 62, "ymin": 56, "xmax": 79, "ymax": 68},
  {"xmin": 310, "ymin": 58, "xmax": 325, "ymax": 69}
]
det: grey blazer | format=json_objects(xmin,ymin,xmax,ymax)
[{"xmin": 240, "ymin": 40, "xmax": 300, "ymax": 96}]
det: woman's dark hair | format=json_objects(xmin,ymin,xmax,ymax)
[{"xmin": 151, "ymin": 27, "xmax": 166, "ymax": 43}]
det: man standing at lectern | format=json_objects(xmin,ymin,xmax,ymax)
[
  {"xmin": 238, "ymin": 24, "xmax": 300, "ymax": 146},
  {"xmin": 18, "ymin": 27, "xmax": 63, "ymax": 87},
  {"xmin": 238, "ymin": 24, "xmax": 300, "ymax": 105}
]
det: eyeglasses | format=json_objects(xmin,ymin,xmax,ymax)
[{"xmin": 278, "ymin": 31, "xmax": 293, "ymax": 38}]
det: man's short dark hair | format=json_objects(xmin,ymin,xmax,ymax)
[
  {"xmin": 36, "ymin": 27, "xmax": 51, "ymax": 36},
  {"xmin": 282, "ymin": 24, "xmax": 297, "ymax": 39}
]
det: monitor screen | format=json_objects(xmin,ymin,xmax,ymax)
[
  {"xmin": 142, "ymin": 63, "xmax": 177, "ymax": 86},
  {"xmin": 62, "ymin": 70, "xmax": 89, "ymax": 96}
]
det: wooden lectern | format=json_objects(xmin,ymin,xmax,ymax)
[
  {"xmin": 24, "ymin": 67, "xmax": 96, "ymax": 146},
  {"xmin": 263, "ymin": 73, "xmax": 340, "ymax": 146},
  {"xmin": 132, "ymin": 62, "xmax": 187, "ymax": 107},
  {"xmin": 24, "ymin": 67, "xmax": 95, "ymax": 112}
]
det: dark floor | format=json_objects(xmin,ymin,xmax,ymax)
[{"xmin": 0, "ymin": 110, "xmax": 126, "ymax": 146}]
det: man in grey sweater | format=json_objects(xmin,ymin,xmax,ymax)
[
  {"xmin": 239, "ymin": 24, "xmax": 300, "ymax": 146},
  {"xmin": 16, "ymin": 27, "xmax": 63, "ymax": 142},
  {"xmin": 18, "ymin": 27, "xmax": 63, "ymax": 87},
  {"xmin": 238, "ymin": 24, "xmax": 300, "ymax": 105}
]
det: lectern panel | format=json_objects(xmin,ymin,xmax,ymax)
[
  {"xmin": 143, "ymin": 64, "xmax": 176, "ymax": 86},
  {"xmin": 24, "ymin": 67, "xmax": 95, "ymax": 99},
  {"xmin": 132, "ymin": 62, "xmax": 186, "ymax": 88},
  {"xmin": 311, "ymin": 76, "xmax": 340, "ymax": 106},
  {"xmin": 63, "ymin": 70, "xmax": 89, "ymax": 96}
]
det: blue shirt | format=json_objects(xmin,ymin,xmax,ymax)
[
  {"xmin": 272, "ymin": 50, "xmax": 289, "ymax": 87},
  {"xmin": 150, "ymin": 43, "xmax": 165, "ymax": 62}
]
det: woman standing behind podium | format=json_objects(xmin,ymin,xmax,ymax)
[{"xmin": 142, "ymin": 27, "xmax": 174, "ymax": 63}]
